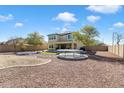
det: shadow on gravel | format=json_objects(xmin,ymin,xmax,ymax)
[{"xmin": 88, "ymin": 54, "xmax": 124, "ymax": 64}]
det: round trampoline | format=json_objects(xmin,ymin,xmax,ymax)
[{"xmin": 57, "ymin": 49, "xmax": 88, "ymax": 60}]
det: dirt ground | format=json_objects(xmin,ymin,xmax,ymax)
[
  {"xmin": 0, "ymin": 54, "xmax": 51, "ymax": 69},
  {"xmin": 0, "ymin": 52, "xmax": 124, "ymax": 88}
]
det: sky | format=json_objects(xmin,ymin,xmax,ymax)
[{"xmin": 0, "ymin": 5, "xmax": 124, "ymax": 45}]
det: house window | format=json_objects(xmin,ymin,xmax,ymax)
[
  {"xmin": 67, "ymin": 34, "xmax": 72, "ymax": 40},
  {"xmin": 49, "ymin": 36, "xmax": 51, "ymax": 40},
  {"xmin": 49, "ymin": 45, "xmax": 53, "ymax": 48},
  {"xmin": 49, "ymin": 35, "xmax": 56, "ymax": 40},
  {"xmin": 53, "ymin": 35, "xmax": 56, "ymax": 40}
]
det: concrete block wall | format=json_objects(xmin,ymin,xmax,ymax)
[
  {"xmin": 0, "ymin": 44, "xmax": 48, "ymax": 52},
  {"xmin": 108, "ymin": 45, "xmax": 124, "ymax": 58},
  {"xmin": 84, "ymin": 46, "xmax": 108, "ymax": 51}
]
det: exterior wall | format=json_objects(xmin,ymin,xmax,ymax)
[
  {"xmin": 48, "ymin": 33, "xmax": 75, "ymax": 50},
  {"xmin": 48, "ymin": 34, "xmax": 73, "ymax": 43},
  {"xmin": 108, "ymin": 44, "xmax": 124, "ymax": 58},
  {"xmin": 48, "ymin": 35, "xmax": 58, "ymax": 43},
  {"xmin": 58, "ymin": 35, "xmax": 67, "ymax": 42}
]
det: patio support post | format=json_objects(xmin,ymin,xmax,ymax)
[
  {"xmin": 71, "ymin": 43, "xmax": 74, "ymax": 49},
  {"xmin": 59, "ymin": 45, "xmax": 61, "ymax": 49}
]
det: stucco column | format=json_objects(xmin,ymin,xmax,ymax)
[
  {"xmin": 59, "ymin": 45, "xmax": 61, "ymax": 49},
  {"xmin": 53, "ymin": 44, "xmax": 56, "ymax": 49},
  {"xmin": 71, "ymin": 43, "xmax": 74, "ymax": 49}
]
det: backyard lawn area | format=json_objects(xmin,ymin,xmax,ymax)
[
  {"xmin": 41, "ymin": 51, "xmax": 57, "ymax": 55},
  {"xmin": 0, "ymin": 51, "xmax": 123, "ymax": 88}
]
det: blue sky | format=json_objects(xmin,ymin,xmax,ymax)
[{"xmin": 0, "ymin": 5, "xmax": 124, "ymax": 45}]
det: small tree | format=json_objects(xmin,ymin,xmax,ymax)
[
  {"xmin": 116, "ymin": 34, "xmax": 124, "ymax": 45},
  {"xmin": 73, "ymin": 25, "xmax": 99, "ymax": 46},
  {"xmin": 26, "ymin": 32, "xmax": 44, "ymax": 46},
  {"xmin": 95, "ymin": 40, "xmax": 105, "ymax": 46}
]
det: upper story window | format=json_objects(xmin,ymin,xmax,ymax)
[
  {"xmin": 67, "ymin": 34, "xmax": 73, "ymax": 40},
  {"xmin": 49, "ymin": 35, "xmax": 57, "ymax": 40},
  {"xmin": 49, "ymin": 45, "xmax": 53, "ymax": 48}
]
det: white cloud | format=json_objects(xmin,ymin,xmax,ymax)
[
  {"xmin": 54, "ymin": 23, "xmax": 70, "ymax": 33},
  {"xmin": 15, "ymin": 22, "xmax": 23, "ymax": 28},
  {"xmin": 113, "ymin": 22, "xmax": 124, "ymax": 28},
  {"xmin": 53, "ymin": 12, "xmax": 77, "ymax": 23},
  {"xmin": 61, "ymin": 23, "xmax": 71, "ymax": 32},
  {"xmin": 87, "ymin": 5, "xmax": 121, "ymax": 14},
  {"xmin": 61, "ymin": 27, "xmax": 68, "ymax": 32},
  {"xmin": 87, "ymin": 15, "xmax": 100, "ymax": 23},
  {"xmin": 0, "ymin": 14, "xmax": 13, "ymax": 22}
]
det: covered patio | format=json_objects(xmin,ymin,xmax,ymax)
[{"xmin": 48, "ymin": 42, "xmax": 77, "ymax": 51}]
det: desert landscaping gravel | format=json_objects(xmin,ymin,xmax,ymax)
[
  {"xmin": 0, "ymin": 52, "xmax": 124, "ymax": 88},
  {"xmin": 0, "ymin": 55, "xmax": 51, "ymax": 69}
]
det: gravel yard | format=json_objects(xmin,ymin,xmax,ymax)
[
  {"xmin": 0, "ymin": 54, "xmax": 51, "ymax": 69},
  {"xmin": 0, "ymin": 52, "xmax": 124, "ymax": 88}
]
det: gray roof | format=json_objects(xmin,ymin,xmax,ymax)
[{"xmin": 48, "ymin": 31, "xmax": 73, "ymax": 36}]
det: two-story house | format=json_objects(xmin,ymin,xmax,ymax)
[{"xmin": 48, "ymin": 32, "xmax": 81, "ymax": 51}]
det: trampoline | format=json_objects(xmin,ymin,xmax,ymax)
[{"xmin": 57, "ymin": 49, "xmax": 88, "ymax": 60}]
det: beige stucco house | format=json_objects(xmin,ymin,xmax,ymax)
[{"xmin": 48, "ymin": 32, "xmax": 82, "ymax": 51}]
